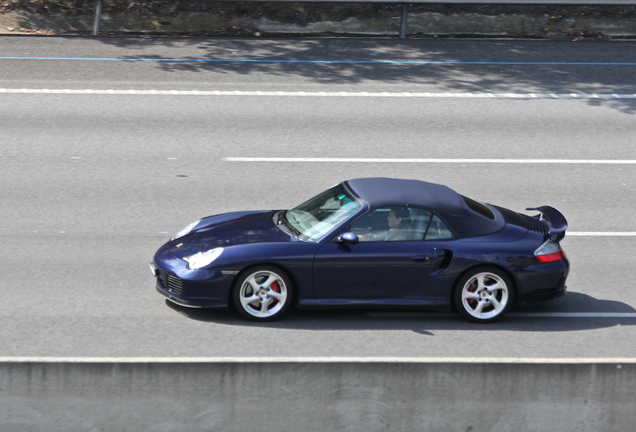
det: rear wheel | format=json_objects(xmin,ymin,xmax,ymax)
[
  {"xmin": 232, "ymin": 266, "xmax": 293, "ymax": 321},
  {"xmin": 454, "ymin": 267, "xmax": 514, "ymax": 323}
]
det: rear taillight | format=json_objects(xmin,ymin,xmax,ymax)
[{"xmin": 534, "ymin": 240, "xmax": 565, "ymax": 263}]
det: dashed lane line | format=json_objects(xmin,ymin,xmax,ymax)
[
  {"xmin": 224, "ymin": 157, "xmax": 636, "ymax": 164},
  {"xmin": 224, "ymin": 158, "xmax": 636, "ymax": 238},
  {"xmin": 1, "ymin": 88, "xmax": 636, "ymax": 99}
]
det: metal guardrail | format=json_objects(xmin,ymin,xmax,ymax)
[{"xmin": 91, "ymin": 0, "xmax": 636, "ymax": 38}]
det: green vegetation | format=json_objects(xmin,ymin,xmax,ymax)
[{"xmin": 2, "ymin": 0, "xmax": 635, "ymax": 23}]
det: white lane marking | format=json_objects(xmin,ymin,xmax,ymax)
[
  {"xmin": 0, "ymin": 88, "xmax": 636, "ymax": 99},
  {"xmin": 0, "ymin": 356, "xmax": 634, "ymax": 363},
  {"xmin": 511, "ymin": 312, "xmax": 636, "ymax": 318},
  {"xmin": 567, "ymin": 232, "xmax": 636, "ymax": 236},
  {"xmin": 367, "ymin": 312, "xmax": 636, "ymax": 318},
  {"xmin": 224, "ymin": 157, "xmax": 636, "ymax": 164},
  {"xmin": 224, "ymin": 159, "xmax": 636, "ymax": 236}
]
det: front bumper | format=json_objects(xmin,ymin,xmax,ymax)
[
  {"xmin": 151, "ymin": 247, "xmax": 237, "ymax": 308},
  {"xmin": 155, "ymin": 283, "xmax": 228, "ymax": 308}
]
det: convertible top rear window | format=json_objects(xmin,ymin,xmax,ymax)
[{"xmin": 460, "ymin": 195, "xmax": 495, "ymax": 220}]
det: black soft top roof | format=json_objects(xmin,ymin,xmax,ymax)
[{"xmin": 345, "ymin": 177, "xmax": 505, "ymax": 238}]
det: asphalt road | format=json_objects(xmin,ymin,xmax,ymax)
[{"xmin": 1, "ymin": 36, "xmax": 635, "ymax": 358}]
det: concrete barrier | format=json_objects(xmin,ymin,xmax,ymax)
[{"xmin": 1, "ymin": 357, "xmax": 635, "ymax": 431}]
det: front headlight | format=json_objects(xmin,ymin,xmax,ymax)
[
  {"xmin": 184, "ymin": 247, "xmax": 224, "ymax": 270},
  {"xmin": 172, "ymin": 219, "xmax": 200, "ymax": 241}
]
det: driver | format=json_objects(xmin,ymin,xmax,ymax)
[{"xmin": 363, "ymin": 208, "xmax": 412, "ymax": 242}]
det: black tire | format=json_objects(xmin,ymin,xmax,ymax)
[
  {"xmin": 232, "ymin": 266, "xmax": 293, "ymax": 321},
  {"xmin": 454, "ymin": 266, "xmax": 514, "ymax": 323}
]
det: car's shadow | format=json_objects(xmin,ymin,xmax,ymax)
[{"xmin": 166, "ymin": 291, "xmax": 636, "ymax": 333}]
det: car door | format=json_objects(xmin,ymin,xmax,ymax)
[{"xmin": 312, "ymin": 207, "xmax": 435, "ymax": 299}]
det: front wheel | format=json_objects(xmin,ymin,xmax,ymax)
[
  {"xmin": 232, "ymin": 266, "xmax": 293, "ymax": 321},
  {"xmin": 454, "ymin": 267, "xmax": 514, "ymax": 323}
]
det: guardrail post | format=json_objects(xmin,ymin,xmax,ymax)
[
  {"xmin": 92, "ymin": 0, "xmax": 103, "ymax": 36},
  {"xmin": 399, "ymin": 3, "xmax": 408, "ymax": 39}
]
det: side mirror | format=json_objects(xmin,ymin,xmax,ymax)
[{"xmin": 338, "ymin": 231, "xmax": 359, "ymax": 245}]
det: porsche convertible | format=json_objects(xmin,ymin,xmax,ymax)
[{"xmin": 151, "ymin": 178, "xmax": 569, "ymax": 323}]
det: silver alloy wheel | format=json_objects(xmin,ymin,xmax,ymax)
[
  {"xmin": 460, "ymin": 272, "xmax": 510, "ymax": 320},
  {"xmin": 238, "ymin": 270, "xmax": 288, "ymax": 319}
]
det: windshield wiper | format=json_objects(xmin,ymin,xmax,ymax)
[{"xmin": 281, "ymin": 210, "xmax": 302, "ymax": 237}]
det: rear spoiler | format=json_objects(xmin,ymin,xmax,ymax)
[{"xmin": 526, "ymin": 206, "xmax": 568, "ymax": 242}]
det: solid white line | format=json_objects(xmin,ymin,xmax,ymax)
[
  {"xmin": 224, "ymin": 157, "xmax": 636, "ymax": 164},
  {"xmin": 0, "ymin": 356, "xmax": 635, "ymax": 363},
  {"xmin": 1, "ymin": 88, "xmax": 636, "ymax": 99},
  {"xmin": 367, "ymin": 312, "xmax": 636, "ymax": 318},
  {"xmin": 511, "ymin": 312, "xmax": 636, "ymax": 318},
  {"xmin": 567, "ymin": 232, "xmax": 636, "ymax": 236}
]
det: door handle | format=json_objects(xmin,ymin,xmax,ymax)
[{"xmin": 412, "ymin": 256, "xmax": 430, "ymax": 262}]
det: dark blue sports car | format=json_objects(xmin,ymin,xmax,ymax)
[{"xmin": 151, "ymin": 178, "xmax": 569, "ymax": 323}]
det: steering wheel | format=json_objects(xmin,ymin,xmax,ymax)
[{"xmin": 288, "ymin": 210, "xmax": 319, "ymax": 230}]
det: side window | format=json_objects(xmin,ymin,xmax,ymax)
[
  {"xmin": 350, "ymin": 207, "xmax": 431, "ymax": 242},
  {"xmin": 425, "ymin": 215, "xmax": 454, "ymax": 240}
]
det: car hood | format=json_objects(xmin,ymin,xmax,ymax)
[{"xmin": 168, "ymin": 210, "xmax": 296, "ymax": 258}]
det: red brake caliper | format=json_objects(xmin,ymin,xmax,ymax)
[
  {"xmin": 270, "ymin": 281, "xmax": 280, "ymax": 303},
  {"xmin": 467, "ymin": 282, "xmax": 477, "ymax": 307}
]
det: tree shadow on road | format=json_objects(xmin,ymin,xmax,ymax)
[
  {"xmin": 95, "ymin": 37, "xmax": 636, "ymax": 115},
  {"xmin": 166, "ymin": 291, "xmax": 636, "ymax": 333}
]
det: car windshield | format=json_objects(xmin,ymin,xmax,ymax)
[{"xmin": 286, "ymin": 184, "xmax": 362, "ymax": 242}]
